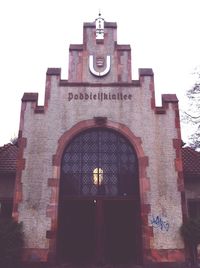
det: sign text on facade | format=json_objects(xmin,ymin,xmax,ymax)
[{"xmin": 68, "ymin": 92, "xmax": 133, "ymax": 102}]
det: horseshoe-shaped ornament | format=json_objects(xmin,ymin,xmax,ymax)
[{"xmin": 89, "ymin": 55, "xmax": 111, "ymax": 77}]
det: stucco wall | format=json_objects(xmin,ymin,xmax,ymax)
[
  {"xmin": 0, "ymin": 175, "xmax": 15, "ymax": 198},
  {"xmin": 17, "ymin": 74, "xmax": 184, "ymax": 252},
  {"xmin": 185, "ymin": 180, "xmax": 200, "ymax": 200}
]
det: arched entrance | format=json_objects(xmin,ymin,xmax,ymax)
[{"xmin": 57, "ymin": 128, "xmax": 142, "ymax": 265}]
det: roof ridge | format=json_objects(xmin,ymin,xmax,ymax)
[{"xmin": 0, "ymin": 143, "xmax": 16, "ymax": 154}]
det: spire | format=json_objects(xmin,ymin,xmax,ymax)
[{"xmin": 95, "ymin": 12, "xmax": 104, "ymax": 40}]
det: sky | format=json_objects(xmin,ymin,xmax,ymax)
[{"xmin": 0, "ymin": 0, "xmax": 200, "ymax": 146}]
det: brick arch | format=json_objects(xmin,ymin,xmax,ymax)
[
  {"xmin": 53, "ymin": 119, "xmax": 145, "ymax": 166},
  {"xmin": 48, "ymin": 119, "xmax": 151, "ymax": 263}
]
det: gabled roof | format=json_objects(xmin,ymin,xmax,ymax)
[
  {"xmin": 0, "ymin": 143, "xmax": 18, "ymax": 174},
  {"xmin": 182, "ymin": 146, "xmax": 200, "ymax": 178}
]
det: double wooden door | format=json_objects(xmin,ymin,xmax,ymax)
[{"xmin": 57, "ymin": 198, "xmax": 141, "ymax": 265}]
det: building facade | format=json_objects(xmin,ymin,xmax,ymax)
[{"xmin": 12, "ymin": 16, "xmax": 187, "ymax": 267}]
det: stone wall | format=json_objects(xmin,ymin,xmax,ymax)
[{"xmin": 185, "ymin": 181, "xmax": 200, "ymax": 200}]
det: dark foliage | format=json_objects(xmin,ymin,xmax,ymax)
[
  {"xmin": 0, "ymin": 218, "xmax": 24, "ymax": 268},
  {"xmin": 181, "ymin": 217, "xmax": 200, "ymax": 264}
]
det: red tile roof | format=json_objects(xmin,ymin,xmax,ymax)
[
  {"xmin": 182, "ymin": 147, "xmax": 200, "ymax": 177},
  {"xmin": 0, "ymin": 143, "xmax": 18, "ymax": 174}
]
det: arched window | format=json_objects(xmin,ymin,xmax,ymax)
[{"xmin": 61, "ymin": 128, "xmax": 138, "ymax": 197}]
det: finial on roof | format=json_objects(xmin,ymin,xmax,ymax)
[{"xmin": 95, "ymin": 11, "xmax": 104, "ymax": 40}]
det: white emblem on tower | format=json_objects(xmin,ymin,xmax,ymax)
[{"xmin": 89, "ymin": 55, "xmax": 111, "ymax": 77}]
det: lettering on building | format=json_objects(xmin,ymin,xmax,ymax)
[{"xmin": 68, "ymin": 91, "xmax": 133, "ymax": 101}]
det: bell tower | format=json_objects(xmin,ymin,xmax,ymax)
[{"xmin": 68, "ymin": 14, "xmax": 132, "ymax": 83}]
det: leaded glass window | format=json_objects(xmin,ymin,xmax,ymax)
[{"xmin": 61, "ymin": 129, "xmax": 138, "ymax": 197}]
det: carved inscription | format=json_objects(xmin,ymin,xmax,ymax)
[{"xmin": 68, "ymin": 92, "xmax": 132, "ymax": 102}]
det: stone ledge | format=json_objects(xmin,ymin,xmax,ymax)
[
  {"xmin": 22, "ymin": 93, "xmax": 38, "ymax": 102},
  {"xmin": 139, "ymin": 68, "xmax": 154, "ymax": 77},
  {"xmin": 46, "ymin": 68, "xmax": 61, "ymax": 76}
]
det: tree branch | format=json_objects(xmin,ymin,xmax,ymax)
[{"xmin": 184, "ymin": 111, "xmax": 200, "ymax": 120}]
